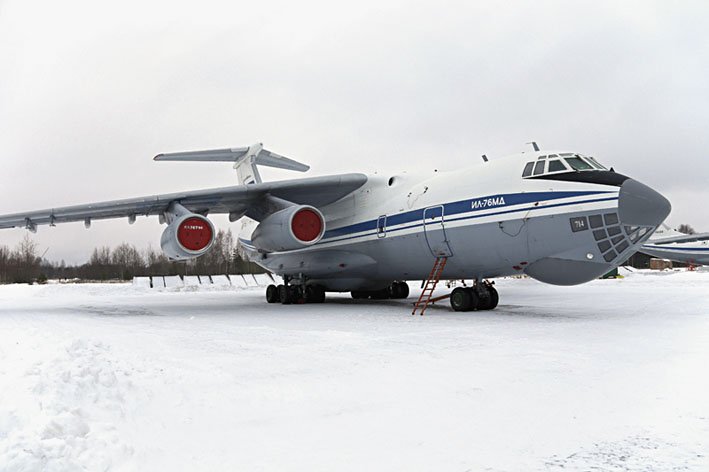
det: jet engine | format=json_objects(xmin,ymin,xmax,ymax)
[
  {"xmin": 251, "ymin": 205, "xmax": 325, "ymax": 252},
  {"xmin": 160, "ymin": 213, "xmax": 215, "ymax": 261}
]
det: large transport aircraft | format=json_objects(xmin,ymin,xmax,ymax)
[
  {"xmin": 640, "ymin": 225, "xmax": 709, "ymax": 265},
  {"xmin": 0, "ymin": 143, "xmax": 671, "ymax": 311}
]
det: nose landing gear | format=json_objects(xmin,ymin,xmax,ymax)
[{"xmin": 450, "ymin": 280, "xmax": 498, "ymax": 312}]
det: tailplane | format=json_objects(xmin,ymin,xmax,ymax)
[{"xmin": 154, "ymin": 143, "xmax": 309, "ymax": 185}]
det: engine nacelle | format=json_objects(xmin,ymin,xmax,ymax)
[
  {"xmin": 251, "ymin": 205, "xmax": 325, "ymax": 252},
  {"xmin": 160, "ymin": 213, "xmax": 215, "ymax": 261}
]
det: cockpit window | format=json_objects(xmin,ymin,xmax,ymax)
[
  {"xmin": 537, "ymin": 155, "xmax": 547, "ymax": 160},
  {"xmin": 522, "ymin": 162, "xmax": 534, "ymax": 177},
  {"xmin": 533, "ymin": 161, "xmax": 545, "ymax": 175},
  {"xmin": 548, "ymin": 160, "xmax": 567, "ymax": 172},
  {"xmin": 564, "ymin": 157, "xmax": 594, "ymax": 171},
  {"xmin": 586, "ymin": 156, "xmax": 607, "ymax": 170}
]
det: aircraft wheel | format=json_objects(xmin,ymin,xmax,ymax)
[
  {"xmin": 467, "ymin": 288, "xmax": 480, "ymax": 311},
  {"xmin": 306, "ymin": 286, "xmax": 326, "ymax": 304},
  {"xmin": 477, "ymin": 285, "xmax": 498, "ymax": 310},
  {"xmin": 389, "ymin": 282, "xmax": 408, "ymax": 299},
  {"xmin": 278, "ymin": 284, "xmax": 291, "ymax": 304},
  {"xmin": 313, "ymin": 286, "xmax": 326, "ymax": 303},
  {"xmin": 266, "ymin": 284, "xmax": 279, "ymax": 303},
  {"xmin": 290, "ymin": 285, "xmax": 305, "ymax": 304},
  {"xmin": 486, "ymin": 286, "xmax": 499, "ymax": 310},
  {"xmin": 371, "ymin": 288, "xmax": 391, "ymax": 300},
  {"xmin": 450, "ymin": 287, "xmax": 473, "ymax": 311}
]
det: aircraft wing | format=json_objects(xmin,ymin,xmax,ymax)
[
  {"xmin": 647, "ymin": 232, "xmax": 709, "ymax": 245},
  {"xmin": 0, "ymin": 173, "xmax": 367, "ymax": 230}
]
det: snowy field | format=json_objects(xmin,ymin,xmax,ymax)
[{"xmin": 1, "ymin": 270, "xmax": 708, "ymax": 471}]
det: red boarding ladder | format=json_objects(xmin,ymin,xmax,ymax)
[{"xmin": 412, "ymin": 257, "xmax": 448, "ymax": 316}]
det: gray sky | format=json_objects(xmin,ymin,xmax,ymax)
[{"xmin": 1, "ymin": 0, "xmax": 708, "ymax": 264}]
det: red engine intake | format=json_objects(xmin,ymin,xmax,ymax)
[
  {"xmin": 251, "ymin": 205, "xmax": 326, "ymax": 252},
  {"xmin": 291, "ymin": 208, "xmax": 324, "ymax": 243},
  {"xmin": 161, "ymin": 213, "xmax": 215, "ymax": 260},
  {"xmin": 177, "ymin": 217, "xmax": 214, "ymax": 251}
]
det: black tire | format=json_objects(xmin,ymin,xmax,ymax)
[
  {"xmin": 351, "ymin": 291, "xmax": 366, "ymax": 299},
  {"xmin": 266, "ymin": 284, "xmax": 279, "ymax": 303},
  {"xmin": 396, "ymin": 282, "xmax": 409, "ymax": 299},
  {"xmin": 305, "ymin": 286, "xmax": 326, "ymax": 304},
  {"xmin": 278, "ymin": 284, "xmax": 291, "ymax": 304},
  {"xmin": 313, "ymin": 286, "xmax": 326, "ymax": 303},
  {"xmin": 305, "ymin": 286, "xmax": 315, "ymax": 303},
  {"xmin": 466, "ymin": 288, "xmax": 479, "ymax": 311},
  {"xmin": 487, "ymin": 286, "xmax": 499, "ymax": 310},
  {"xmin": 371, "ymin": 288, "xmax": 391, "ymax": 300},
  {"xmin": 450, "ymin": 287, "xmax": 473, "ymax": 311},
  {"xmin": 478, "ymin": 286, "xmax": 499, "ymax": 310},
  {"xmin": 290, "ymin": 285, "xmax": 305, "ymax": 304}
]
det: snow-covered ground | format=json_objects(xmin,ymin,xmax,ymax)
[{"xmin": 0, "ymin": 270, "xmax": 707, "ymax": 471}]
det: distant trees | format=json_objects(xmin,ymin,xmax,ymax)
[
  {"xmin": 677, "ymin": 224, "xmax": 696, "ymax": 235},
  {"xmin": 0, "ymin": 234, "xmax": 42, "ymax": 284},
  {"xmin": 0, "ymin": 228, "xmax": 264, "ymax": 284}
]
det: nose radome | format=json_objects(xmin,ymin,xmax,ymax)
[{"xmin": 618, "ymin": 179, "xmax": 671, "ymax": 227}]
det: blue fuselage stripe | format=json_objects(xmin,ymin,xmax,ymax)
[
  {"xmin": 323, "ymin": 190, "xmax": 610, "ymax": 240},
  {"xmin": 320, "ymin": 192, "xmax": 617, "ymax": 244}
]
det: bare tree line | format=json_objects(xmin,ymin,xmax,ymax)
[{"xmin": 0, "ymin": 229, "xmax": 264, "ymax": 284}]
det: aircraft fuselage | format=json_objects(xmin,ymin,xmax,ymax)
[{"xmin": 239, "ymin": 151, "xmax": 670, "ymax": 291}]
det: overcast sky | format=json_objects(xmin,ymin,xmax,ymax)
[{"xmin": 1, "ymin": 0, "xmax": 707, "ymax": 264}]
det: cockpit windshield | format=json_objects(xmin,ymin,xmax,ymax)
[
  {"xmin": 520, "ymin": 153, "xmax": 626, "ymax": 186},
  {"xmin": 522, "ymin": 154, "xmax": 606, "ymax": 178},
  {"xmin": 586, "ymin": 156, "xmax": 607, "ymax": 170},
  {"xmin": 564, "ymin": 157, "xmax": 593, "ymax": 171}
]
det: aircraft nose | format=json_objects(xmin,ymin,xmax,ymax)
[{"xmin": 618, "ymin": 179, "xmax": 671, "ymax": 227}]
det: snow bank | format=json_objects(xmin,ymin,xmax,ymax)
[
  {"xmin": 182, "ymin": 275, "xmax": 200, "ymax": 286},
  {"xmin": 0, "ymin": 339, "xmax": 141, "ymax": 471}
]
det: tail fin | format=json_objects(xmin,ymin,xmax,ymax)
[
  {"xmin": 154, "ymin": 143, "xmax": 310, "ymax": 185},
  {"xmin": 648, "ymin": 223, "xmax": 683, "ymax": 241}
]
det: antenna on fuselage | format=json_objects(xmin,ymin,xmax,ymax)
[
  {"xmin": 526, "ymin": 141, "xmax": 540, "ymax": 152},
  {"xmin": 481, "ymin": 154, "xmax": 488, "ymax": 162}
]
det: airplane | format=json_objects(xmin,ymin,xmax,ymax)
[
  {"xmin": 0, "ymin": 142, "xmax": 671, "ymax": 312},
  {"xmin": 640, "ymin": 225, "xmax": 709, "ymax": 265}
]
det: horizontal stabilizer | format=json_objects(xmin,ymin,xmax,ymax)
[
  {"xmin": 154, "ymin": 148, "xmax": 250, "ymax": 162},
  {"xmin": 154, "ymin": 143, "xmax": 309, "ymax": 184}
]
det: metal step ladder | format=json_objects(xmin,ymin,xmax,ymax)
[{"xmin": 412, "ymin": 257, "xmax": 448, "ymax": 316}]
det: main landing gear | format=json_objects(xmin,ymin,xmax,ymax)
[
  {"xmin": 449, "ymin": 280, "xmax": 498, "ymax": 312},
  {"xmin": 351, "ymin": 281, "xmax": 410, "ymax": 300},
  {"xmin": 266, "ymin": 276, "xmax": 326, "ymax": 305}
]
